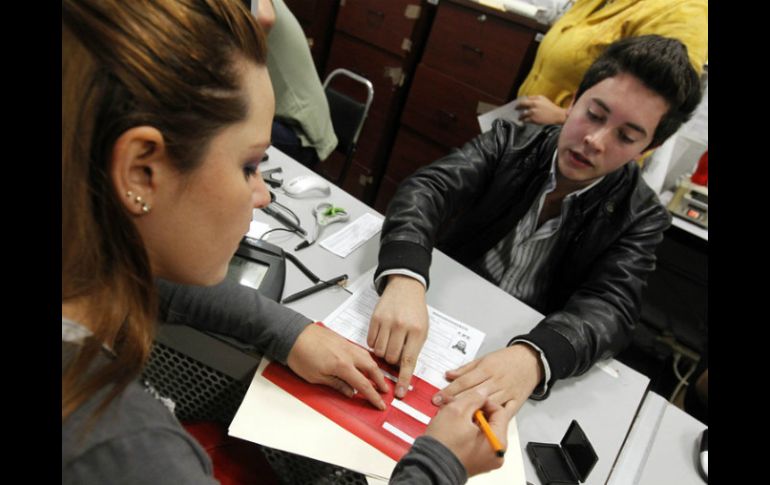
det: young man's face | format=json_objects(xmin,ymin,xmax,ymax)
[{"xmin": 557, "ymin": 73, "xmax": 669, "ymax": 190}]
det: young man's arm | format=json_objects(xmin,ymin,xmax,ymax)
[
  {"xmin": 370, "ymin": 121, "xmax": 520, "ymax": 398},
  {"xmin": 432, "ymin": 191, "xmax": 671, "ymax": 406},
  {"xmin": 523, "ymin": 200, "xmax": 672, "ymax": 386}
]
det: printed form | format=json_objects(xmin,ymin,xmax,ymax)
[
  {"xmin": 324, "ymin": 280, "xmax": 485, "ymax": 390},
  {"xmin": 258, "ymin": 279, "xmax": 487, "ymax": 462}
]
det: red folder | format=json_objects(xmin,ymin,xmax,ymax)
[{"xmin": 262, "ymin": 327, "xmax": 440, "ymax": 461}]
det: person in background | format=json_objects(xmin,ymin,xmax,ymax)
[
  {"xmin": 515, "ymin": 0, "xmax": 707, "ymax": 126},
  {"xmin": 250, "ymin": 0, "xmax": 337, "ymax": 168},
  {"xmin": 367, "ymin": 36, "xmax": 702, "ymax": 419},
  {"xmin": 62, "ymin": 1, "xmax": 514, "ymax": 483}
]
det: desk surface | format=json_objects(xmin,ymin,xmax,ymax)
[
  {"xmin": 608, "ymin": 391, "xmax": 706, "ymax": 485},
  {"xmin": 255, "ymin": 147, "xmax": 651, "ymax": 485},
  {"xmin": 254, "ymin": 148, "xmax": 383, "ymax": 320}
]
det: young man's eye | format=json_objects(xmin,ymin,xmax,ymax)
[
  {"xmin": 586, "ymin": 110, "xmax": 603, "ymax": 122},
  {"xmin": 618, "ymin": 131, "xmax": 636, "ymax": 144}
]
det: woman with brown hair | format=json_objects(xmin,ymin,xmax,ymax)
[{"xmin": 62, "ymin": 1, "xmax": 515, "ymax": 483}]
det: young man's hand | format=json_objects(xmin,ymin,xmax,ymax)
[
  {"xmin": 368, "ymin": 275, "xmax": 429, "ymax": 398},
  {"xmin": 287, "ymin": 324, "xmax": 390, "ymax": 410},
  {"xmin": 516, "ymin": 95, "xmax": 568, "ymax": 125},
  {"xmin": 431, "ymin": 344, "xmax": 544, "ymax": 417},
  {"xmin": 425, "ymin": 390, "xmax": 517, "ymax": 477}
]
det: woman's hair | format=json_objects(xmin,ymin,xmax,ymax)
[{"xmin": 62, "ymin": 0, "xmax": 267, "ymax": 421}]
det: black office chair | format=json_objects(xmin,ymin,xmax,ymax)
[{"xmin": 323, "ymin": 68, "xmax": 374, "ymax": 185}]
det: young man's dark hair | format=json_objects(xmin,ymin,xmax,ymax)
[{"xmin": 575, "ymin": 34, "xmax": 702, "ymax": 149}]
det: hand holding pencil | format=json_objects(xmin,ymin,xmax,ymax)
[{"xmin": 424, "ymin": 390, "xmax": 517, "ymax": 477}]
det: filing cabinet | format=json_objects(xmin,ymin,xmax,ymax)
[
  {"xmin": 315, "ymin": 0, "xmax": 436, "ymax": 205},
  {"xmin": 375, "ymin": 0, "xmax": 545, "ymax": 212}
]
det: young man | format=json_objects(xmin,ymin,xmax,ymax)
[{"xmin": 368, "ymin": 35, "xmax": 702, "ymax": 414}]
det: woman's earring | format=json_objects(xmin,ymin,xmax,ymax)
[
  {"xmin": 132, "ymin": 194, "xmax": 151, "ymax": 214},
  {"xmin": 140, "ymin": 201, "xmax": 151, "ymax": 213}
]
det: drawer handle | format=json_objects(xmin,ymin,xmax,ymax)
[
  {"xmin": 461, "ymin": 43, "xmax": 483, "ymax": 57},
  {"xmin": 438, "ymin": 109, "xmax": 458, "ymax": 122}
]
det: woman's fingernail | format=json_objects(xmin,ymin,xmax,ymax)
[
  {"xmin": 396, "ymin": 385, "xmax": 405, "ymax": 398},
  {"xmin": 432, "ymin": 395, "xmax": 442, "ymax": 405}
]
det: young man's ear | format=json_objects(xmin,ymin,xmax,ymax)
[{"xmin": 109, "ymin": 126, "xmax": 168, "ymax": 216}]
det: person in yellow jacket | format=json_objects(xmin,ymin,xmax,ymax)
[{"xmin": 516, "ymin": 0, "xmax": 707, "ymax": 126}]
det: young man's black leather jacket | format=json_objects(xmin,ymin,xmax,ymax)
[{"xmin": 376, "ymin": 121, "xmax": 671, "ymax": 391}]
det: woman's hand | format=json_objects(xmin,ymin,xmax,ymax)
[
  {"xmin": 287, "ymin": 324, "xmax": 390, "ymax": 410},
  {"xmin": 425, "ymin": 390, "xmax": 518, "ymax": 476},
  {"xmin": 517, "ymin": 95, "xmax": 569, "ymax": 125}
]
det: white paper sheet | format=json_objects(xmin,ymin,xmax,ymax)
[
  {"xmin": 246, "ymin": 217, "xmax": 272, "ymax": 241},
  {"xmin": 323, "ymin": 282, "xmax": 485, "ymax": 389},
  {"xmin": 478, "ymin": 99, "xmax": 523, "ymax": 133},
  {"xmin": 320, "ymin": 213, "xmax": 384, "ymax": 258},
  {"xmin": 229, "ymin": 359, "xmax": 526, "ymax": 485}
]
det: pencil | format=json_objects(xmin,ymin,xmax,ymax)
[{"xmin": 474, "ymin": 410, "xmax": 505, "ymax": 457}]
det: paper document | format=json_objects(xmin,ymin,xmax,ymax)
[
  {"xmin": 246, "ymin": 218, "xmax": 272, "ymax": 240},
  {"xmin": 324, "ymin": 282, "xmax": 485, "ymax": 389},
  {"xmin": 503, "ymin": 0, "xmax": 543, "ymax": 19},
  {"xmin": 320, "ymin": 212, "xmax": 383, "ymax": 258},
  {"xmin": 478, "ymin": 99, "xmax": 523, "ymax": 133}
]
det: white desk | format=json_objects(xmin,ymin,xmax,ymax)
[
  {"xmin": 254, "ymin": 147, "xmax": 651, "ymax": 485},
  {"xmin": 424, "ymin": 251, "xmax": 650, "ymax": 485},
  {"xmin": 608, "ymin": 392, "xmax": 706, "ymax": 485},
  {"xmin": 254, "ymin": 147, "xmax": 383, "ymax": 321}
]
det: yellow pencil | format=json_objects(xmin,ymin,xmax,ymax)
[{"xmin": 474, "ymin": 410, "xmax": 505, "ymax": 457}]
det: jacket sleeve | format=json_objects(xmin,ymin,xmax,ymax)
[
  {"xmin": 376, "ymin": 121, "xmax": 518, "ymax": 288},
  {"xmin": 519, "ymin": 195, "xmax": 672, "ymax": 391},
  {"xmin": 390, "ymin": 436, "xmax": 467, "ymax": 485},
  {"xmin": 156, "ymin": 278, "xmax": 312, "ymax": 365},
  {"xmin": 63, "ymin": 428, "xmax": 218, "ymax": 485}
]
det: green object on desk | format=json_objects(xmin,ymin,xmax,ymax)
[
  {"xmin": 323, "ymin": 206, "xmax": 346, "ymax": 217},
  {"xmin": 295, "ymin": 202, "xmax": 350, "ymax": 251},
  {"xmin": 315, "ymin": 203, "xmax": 349, "ymax": 226}
]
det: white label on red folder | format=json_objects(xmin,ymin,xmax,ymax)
[{"xmin": 391, "ymin": 398, "xmax": 431, "ymax": 425}]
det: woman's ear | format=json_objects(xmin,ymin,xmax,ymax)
[{"xmin": 110, "ymin": 126, "xmax": 166, "ymax": 216}]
